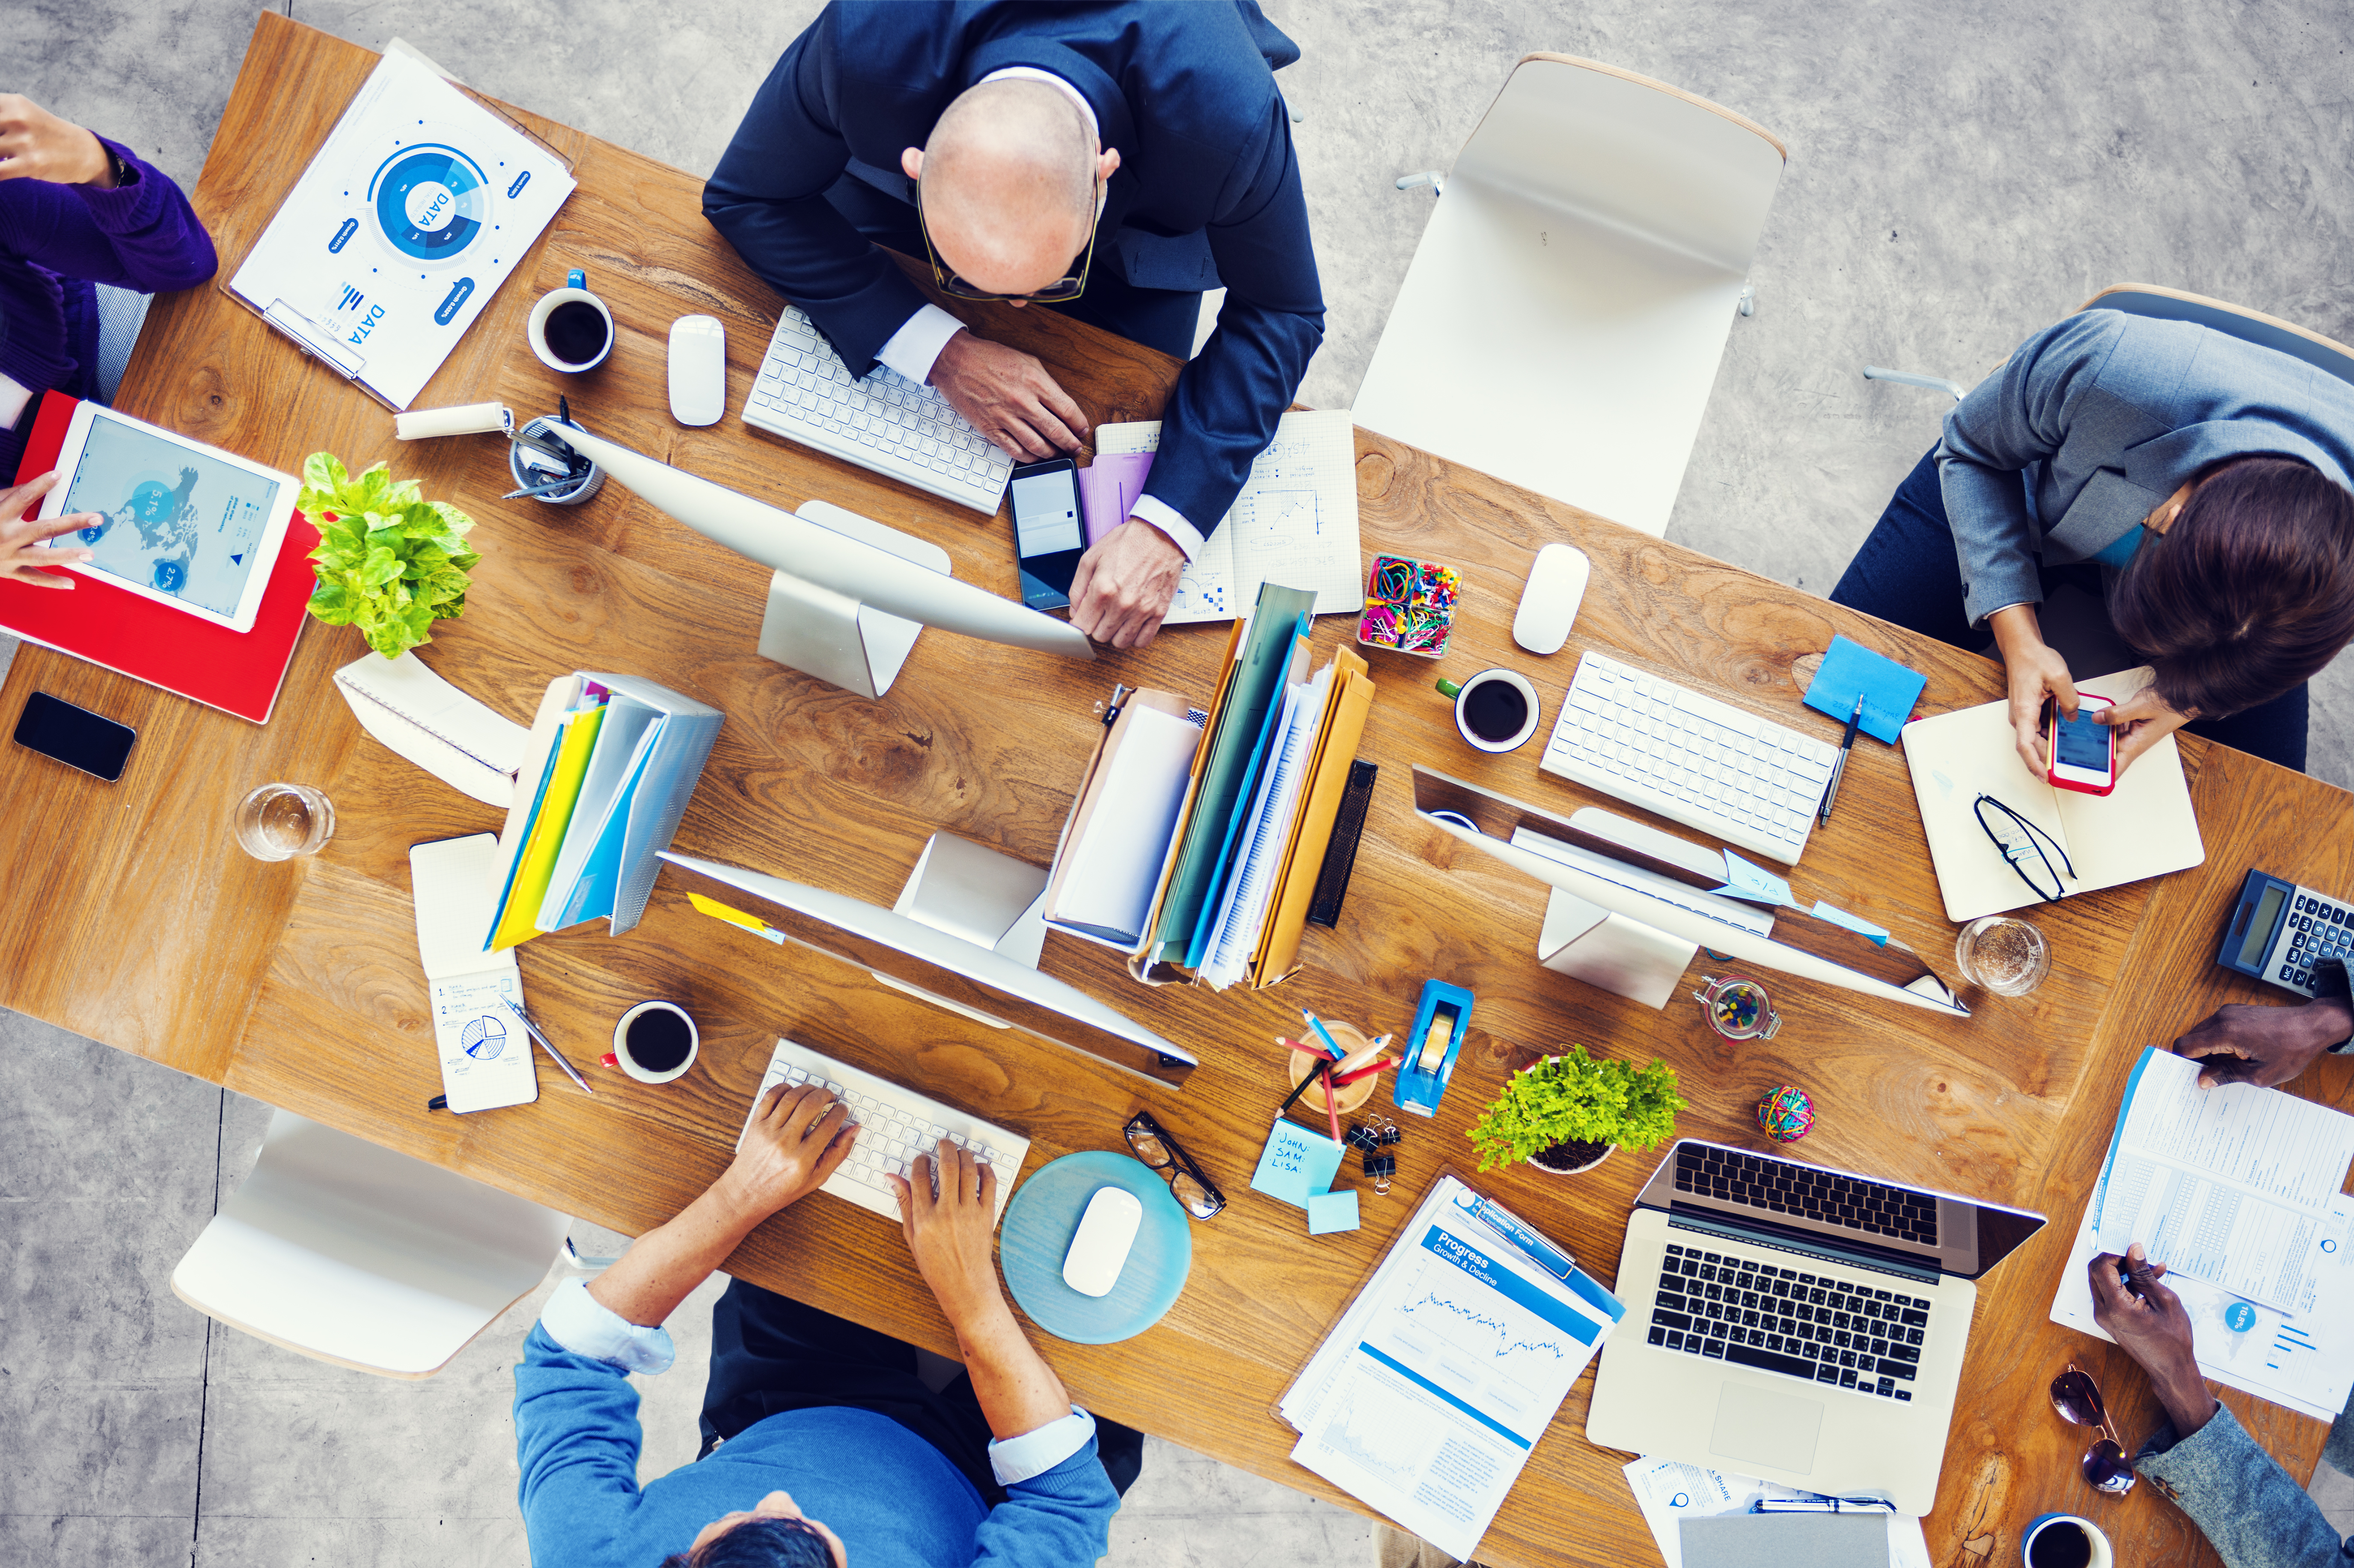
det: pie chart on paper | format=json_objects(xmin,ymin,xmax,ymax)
[{"xmin": 369, "ymin": 143, "xmax": 491, "ymax": 264}]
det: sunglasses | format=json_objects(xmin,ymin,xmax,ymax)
[
  {"xmin": 1975, "ymin": 794, "xmax": 2078, "ymax": 903},
  {"xmin": 916, "ymin": 175, "xmax": 1100, "ymax": 304},
  {"xmin": 2050, "ymin": 1363, "xmax": 2137, "ymax": 1495},
  {"xmin": 1124, "ymin": 1110, "xmax": 1225, "ymax": 1220}
]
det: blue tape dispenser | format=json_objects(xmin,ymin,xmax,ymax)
[{"xmin": 1394, "ymin": 979, "xmax": 1474, "ymax": 1118}]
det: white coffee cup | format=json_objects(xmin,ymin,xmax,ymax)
[
  {"xmin": 527, "ymin": 268, "xmax": 615, "ymax": 372},
  {"xmin": 2022, "ymin": 1513, "xmax": 2113, "ymax": 1568},
  {"xmin": 607, "ymin": 1000, "xmax": 699, "ymax": 1084},
  {"xmin": 1435, "ymin": 668, "xmax": 1543, "ymax": 754}
]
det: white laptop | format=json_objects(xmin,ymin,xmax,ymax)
[{"xmin": 1585, "ymin": 1139, "xmax": 2044, "ymax": 1514}]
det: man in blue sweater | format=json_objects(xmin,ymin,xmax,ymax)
[{"xmin": 512, "ymin": 1082, "xmax": 1123, "ymax": 1567}]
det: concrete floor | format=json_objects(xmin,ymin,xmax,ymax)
[{"xmin": 8, "ymin": 1, "xmax": 2354, "ymax": 1564}]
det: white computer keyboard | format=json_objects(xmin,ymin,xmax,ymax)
[
  {"xmin": 738, "ymin": 1037, "xmax": 1030, "ymax": 1225},
  {"xmin": 1539, "ymin": 650, "xmax": 1837, "ymax": 866},
  {"xmin": 740, "ymin": 306, "xmax": 1015, "ymax": 515}
]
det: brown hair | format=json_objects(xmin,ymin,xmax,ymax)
[{"xmin": 2109, "ymin": 457, "xmax": 2354, "ymax": 719}]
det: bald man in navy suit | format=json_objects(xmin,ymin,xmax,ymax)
[{"xmin": 704, "ymin": 1, "xmax": 1324, "ymax": 647}]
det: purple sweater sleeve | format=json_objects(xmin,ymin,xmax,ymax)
[{"xmin": 3, "ymin": 135, "xmax": 218, "ymax": 293}]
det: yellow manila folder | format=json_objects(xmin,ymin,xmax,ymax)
[{"xmin": 1250, "ymin": 649, "xmax": 1375, "ymax": 987}]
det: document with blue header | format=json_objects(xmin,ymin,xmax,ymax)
[{"xmin": 1280, "ymin": 1175, "xmax": 1623, "ymax": 1559}]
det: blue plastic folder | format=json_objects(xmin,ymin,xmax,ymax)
[
  {"xmin": 1251, "ymin": 1117, "xmax": 1345, "ymax": 1208},
  {"xmin": 1803, "ymin": 634, "xmax": 1926, "ymax": 745}
]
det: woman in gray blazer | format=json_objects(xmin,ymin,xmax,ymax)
[{"xmin": 1831, "ymin": 309, "xmax": 2354, "ymax": 776}]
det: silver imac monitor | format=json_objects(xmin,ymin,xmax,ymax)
[
  {"xmin": 555, "ymin": 426, "xmax": 1092, "ymax": 700},
  {"xmin": 661, "ymin": 846, "xmax": 1198, "ymax": 1087}
]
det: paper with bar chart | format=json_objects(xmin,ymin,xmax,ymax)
[{"xmin": 1281, "ymin": 1176, "xmax": 1620, "ymax": 1559}]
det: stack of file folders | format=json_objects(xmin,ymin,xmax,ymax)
[
  {"xmin": 1041, "ymin": 581, "xmax": 1376, "ymax": 989},
  {"xmin": 482, "ymin": 671, "xmax": 723, "ymax": 951}
]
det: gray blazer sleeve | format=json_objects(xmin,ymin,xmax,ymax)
[
  {"xmin": 1936, "ymin": 312, "xmax": 2130, "ymax": 627},
  {"xmin": 2136, "ymin": 1402, "xmax": 2352, "ymax": 1568}
]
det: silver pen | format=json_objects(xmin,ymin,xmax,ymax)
[{"xmin": 502, "ymin": 995, "xmax": 593, "ymax": 1094}]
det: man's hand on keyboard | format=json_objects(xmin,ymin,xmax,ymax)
[
  {"xmin": 1068, "ymin": 518, "xmax": 1186, "ymax": 648},
  {"xmin": 891, "ymin": 1142, "xmax": 1002, "ymax": 1328},
  {"xmin": 725, "ymin": 1083, "xmax": 859, "ymax": 1215},
  {"xmin": 927, "ymin": 330, "xmax": 1088, "ymax": 461}
]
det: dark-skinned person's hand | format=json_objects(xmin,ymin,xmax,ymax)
[
  {"xmin": 2168, "ymin": 992, "xmax": 2353, "ymax": 1089},
  {"xmin": 2087, "ymin": 1244, "xmax": 2217, "ymax": 1438}
]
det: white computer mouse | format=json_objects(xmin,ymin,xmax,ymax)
[
  {"xmin": 668, "ymin": 315, "xmax": 728, "ymax": 427},
  {"xmin": 1512, "ymin": 541, "xmax": 1591, "ymax": 654},
  {"xmin": 1062, "ymin": 1186, "xmax": 1144, "ymax": 1298}
]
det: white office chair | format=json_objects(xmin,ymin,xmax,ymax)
[
  {"xmin": 1352, "ymin": 54, "xmax": 1786, "ymax": 537},
  {"xmin": 171, "ymin": 1110, "xmax": 573, "ymax": 1379}
]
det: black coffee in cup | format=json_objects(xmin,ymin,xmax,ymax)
[
  {"xmin": 2027, "ymin": 1523, "xmax": 2092, "ymax": 1568},
  {"xmin": 1463, "ymin": 680, "xmax": 1530, "ymax": 742},
  {"xmin": 625, "ymin": 1007, "xmax": 693, "ymax": 1073},
  {"xmin": 544, "ymin": 300, "xmax": 609, "ymax": 365}
]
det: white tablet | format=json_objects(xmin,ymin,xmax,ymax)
[{"xmin": 36, "ymin": 403, "xmax": 298, "ymax": 633}]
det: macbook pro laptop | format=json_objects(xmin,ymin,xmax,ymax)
[{"xmin": 1585, "ymin": 1138, "xmax": 2045, "ymax": 1514}]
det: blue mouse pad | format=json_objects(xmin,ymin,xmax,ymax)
[{"xmin": 1000, "ymin": 1151, "xmax": 1192, "ymax": 1345}]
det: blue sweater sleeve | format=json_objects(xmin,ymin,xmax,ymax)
[
  {"xmin": 1142, "ymin": 95, "xmax": 1325, "ymax": 542},
  {"xmin": 2136, "ymin": 1402, "xmax": 2353, "ymax": 1568},
  {"xmin": 3, "ymin": 137, "xmax": 219, "ymax": 295},
  {"xmin": 972, "ymin": 1434, "xmax": 1121, "ymax": 1568},
  {"xmin": 512, "ymin": 1323, "xmax": 648, "ymax": 1553},
  {"xmin": 1935, "ymin": 312, "xmax": 2125, "ymax": 627}
]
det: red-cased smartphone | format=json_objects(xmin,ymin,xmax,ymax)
[{"xmin": 2041, "ymin": 692, "xmax": 2116, "ymax": 796}]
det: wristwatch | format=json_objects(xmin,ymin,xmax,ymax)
[
  {"xmin": 2311, "ymin": 957, "xmax": 2354, "ymax": 1054},
  {"xmin": 105, "ymin": 144, "xmax": 133, "ymax": 189}
]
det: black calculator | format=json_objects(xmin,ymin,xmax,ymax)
[{"xmin": 2216, "ymin": 869, "xmax": 2354, "ymax": 996}]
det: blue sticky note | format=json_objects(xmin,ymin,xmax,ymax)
[
  {"xmin": 1803, "ymin": 634, "xmax": 1927, "ymax": 745},
  {"xmin": 1711, "ymin": 851, "xmax": 1795, "ymax": 908},
  {"xmin": 1249, "ymin": 1117, "xmax": 1345, "ymax": 1209},
  {"xmin": 1810, "ymin": 899, "xmax": 1889, "ymax": 945},
  {"xmin": 1307, "ymin": 1189, "xmax": 1361, "ymax": 1235}
]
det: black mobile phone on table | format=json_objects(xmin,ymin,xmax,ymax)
[
  {"xmin": 13, "ymin": 690, "xmax": 137, "ymax": 781},
  {"xmin": 1009, "ymin": 457, "xmax": 1085, "ymax": 611}
]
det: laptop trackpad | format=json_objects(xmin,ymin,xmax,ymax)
[{"xmin": 1709, "ymin": 1380, "xmax": 1825, "ymax": 1473}]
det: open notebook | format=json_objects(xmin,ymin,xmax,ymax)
[{"xmin": 1902, "ymin": 666, "xmax": 2204, "ymax": 922}]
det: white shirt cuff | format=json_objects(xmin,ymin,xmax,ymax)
[
  {"xmin": 540, "ymin": 1277, "xmax": 676, "ymax": 1375},
  {"xmin": 987, "ymin": 1407, "xmax": 1097, "ymax": 1485},
  {"xmin": 877, "ymin": 303, "xmax": 968, "ymax": 385},
  {"xmin": 1129, "ymin": 494, "xmax": 1204, "ymax": 562}
]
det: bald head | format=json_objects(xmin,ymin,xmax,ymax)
[{"xmin": 907, "ymin": 79, "xmax": 1100, "ymax": 297}]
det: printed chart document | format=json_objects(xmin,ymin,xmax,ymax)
[
  {"xmin": 1096, "ymin": 410, "xmax": 1363, "ymax": 624},
  {"xmin": 1281, "ymin": 1176, "xmax": 1622, "ymax": 1560},
  {"xmin": 2094, "ymin": 1046, "xmax": 2354, "ymax": 1311},
  {"xmin": 229, "ymin": 48, "xmax": 576, "ymax": 408},
  {"xmin": 1622, "ymin": 1458, "xmax": 1930, "ymax": 1568},
  {"xmin": 410, "ymin": 834, "xmax": 535, "ymax": 1114}
]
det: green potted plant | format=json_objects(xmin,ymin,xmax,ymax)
[
  {"xmin": 295, "ymin": 453, "xmax": 480, "ymax": 657},
  {"xmin": 1467, "ymin": 1044, "xmax": 1686, "ymax": 1175}
]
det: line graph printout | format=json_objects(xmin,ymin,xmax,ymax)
[
  {"xmin": 1281, "ymin": 1177, "xmax": 1620, "ymax": 1561},
  {"xmin": 2094, "ymin": 1047, "xmax": 2354, "ymax": 1310},
  {"xmin": 1095, "ymin": 411, "xmax": 1363, "ymax": 625}
]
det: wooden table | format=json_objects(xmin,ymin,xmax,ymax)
[{"xmin": 9, "ymin": 15, "xmax": 2353, "ymax": 1566}]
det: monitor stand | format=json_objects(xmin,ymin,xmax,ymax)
[
  {"xmin": 868, "ymin": 833, "xmax": 1052, "ymax": 1029},
  {"xmin": 1537, "ymin": 888, "xmax": 1696, "ymax": 1011},
  {"xmin": 756, "ymin": 499, "xmax": 953, "ymax": 701}
]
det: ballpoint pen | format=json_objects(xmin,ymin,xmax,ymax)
[
  {"xmin": 502, "ymin": 995, "xmax": 593, "ymax": 1094},
  {"xmin": 1818, "ymin": 692, "xmax": 1864, "ymax": 824}
]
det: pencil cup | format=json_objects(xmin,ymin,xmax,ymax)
[
  {"xmin": 608, "ymin": 1001, "xmax": 698, "ymax": 1084},
  {"xmin": 1284, "ymin": 1022, "xmax": 1379, "ymax": 1121},
  {"xmin": 508, "ymin": 414, "xmax": 604, "ymax": 507},
  {"xmin": 2022, "ymin": 1513, "xmax": 2111, "ymax": 1568}
]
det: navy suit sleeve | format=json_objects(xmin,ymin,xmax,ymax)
[
  {"xmin": 1145, "ymin": 99, "xmax": 1325, "ymax": 539},
  {"xmin": 702, "ymin": 18, "xmax": 932, "ymax": 376}
]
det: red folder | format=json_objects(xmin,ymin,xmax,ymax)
[{"xmin": 4, "ymin": 391, "xmax": 317, "ymax": 723}]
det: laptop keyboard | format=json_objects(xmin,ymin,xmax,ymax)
[
  {"xmin": 1675, "ymin": 1146, "xmax": 1941, "ymax": 1246},
  {"xmin": 1646, "ymin": 1243, "xmax": 1933, "ymax": 1400}
]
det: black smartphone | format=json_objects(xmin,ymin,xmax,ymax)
[
  {"xmin": 1009, "ymin": 457, "xmax": 1085, "ymax": 612},
  {"xmin": 13, "ymin": 690, "xmax": 137, "ymax": 782}
]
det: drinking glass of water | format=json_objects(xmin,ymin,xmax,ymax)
[
  {"xmin": 234, "ymin": 783, "xmax": 336, "ymax": 861},
  {"xmin": 1953, "ymin": 915, "xmax": 2049, "ymax": 996}
]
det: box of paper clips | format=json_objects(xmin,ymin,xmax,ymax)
[{"xmin": 1356, "ymin": 554, "xmax": 1461, "ymax": 659}]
